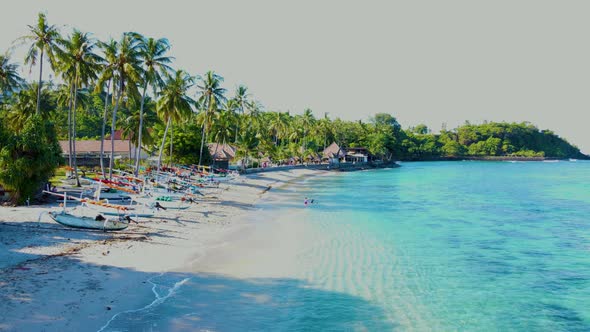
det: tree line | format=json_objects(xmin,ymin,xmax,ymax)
[{"xmin": 0, "ymin": 13, "xmax": 586, "ymax": 203}]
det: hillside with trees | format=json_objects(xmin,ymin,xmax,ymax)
[{"xmin": 398, "ymin": 121, "xmax": 587, "ymax": 160}]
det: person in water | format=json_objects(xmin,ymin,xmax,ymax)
[{"xmin": 304, "ymin": 197, "xmax": 308, "ymax": 206}]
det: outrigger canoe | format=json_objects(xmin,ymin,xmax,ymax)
[{"xmin": 48, "ymin": 211, "xmax": 129, "ymax": 231}]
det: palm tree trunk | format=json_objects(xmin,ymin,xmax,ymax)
[
  {"xmin": 168, "ymin": 124, "xmax": 173, "ymax": 167},
  {"xmin": 157, "ymin": 116, "xmax": 171, "ymax": 175},
  {"xmin": 99, "ymin": 79, "xmax": 111, "ymax": 178},
  {"xmin": 134, "ymin": 83, "xmax": 148, "ymax": 176},
  {"xmin": 71, "ymin": 77, "xmax": 81, "ymax": 187},
  {"xmin": 198, "ymin": 111, "xmax": 207, "ymax": 166},
  {"xmin": 234, "ymin": 106, "xmax": 241, "ymax": 143},
  {"xmin": 36, "ymin": 48, "xmax": 44, "ymax": 115},
  {"xmin": 67, "ymin": 85, "xmax": 73, "ymax": 170},
  {"xmin": 109, "ymin": 77, "xmax": 124, "ymax": 179}
]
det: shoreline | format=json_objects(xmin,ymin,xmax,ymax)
[
  {"xmin": 398, "ymin": 156, "xmax": 588, "ymax": 162},
  {"xmin": 0, "ymin": 168, "xmax": 331, "ymax": 332}
]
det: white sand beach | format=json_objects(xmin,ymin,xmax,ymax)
[{"xmin": 0, "ymin": 169, "xmax": 326, "ymax": 332}]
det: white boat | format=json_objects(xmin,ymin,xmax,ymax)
[{"xmin": 48, "ymin": 211, "xmax": 129, "ymax": 231}]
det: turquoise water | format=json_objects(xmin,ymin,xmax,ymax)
[{"xmin": 103, "ymin": 161, "xmax": 590, "ymax": 331}]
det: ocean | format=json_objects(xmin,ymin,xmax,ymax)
[{"xmin": 101, "ymin": 161, "xmax": 590, "ymax": 331}]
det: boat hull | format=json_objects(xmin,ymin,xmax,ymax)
[{"xmin": 49, "ymin": 212, "xmax": 129, "ymax": 231}]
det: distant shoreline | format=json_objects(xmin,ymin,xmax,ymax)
[
  {"xmin": 243, "ymin": 161, "xmax": 400, "ymax": 174},
  {"xmin": 398, "ymin": 156, "xmax": 588, "ymax": 162}
]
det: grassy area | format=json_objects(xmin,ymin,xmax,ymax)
[{"xmin": 49, "ymin": 166, "xmax": 102, "ymax": 185}]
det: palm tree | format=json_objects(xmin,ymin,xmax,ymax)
[
  {"xmin": 316, "ymin": 112, "xmax": 332, "ymax": 149},
  {"xmin": 133, "ymin": 34, "xmax": 173, "ymax": 175},
  {"xmin": 124, "ymin": 96, "xmax": 159, "ymax": 155},
  {"xmin": 15, "ymin": 12, "xmax": 61, "ymax": 115},
  {"xmin": 156, "ymin": 70, "xmax": 195, "ymax": 173},
  {"xmin": 0, "ymin": 52, "xmax": 25, "ymax": 101},
  {"xmin": 96, "ymin": 38, "xmax": 118, "ymax": 177},
  {"xmin": 210, "ymin": 100, "xmax": 237, "ymax": 164},
  {"xmin": 300, "ymin": 108, "xmax": 316, "ymax": 151},
  {"xmin": 56, "ymin": 30, "xmax": 102, "ymax": 186},
  {"xmin": 97, "ymin": 33, "xmax": 142, "ymax": 179},
  {"xmin": 4, "ymin": 83, "xmax": 53, "ymax": 131},
  {"xmin": 268, "ymin": 111, "xmax": 289, "ymax": 145},
  {"xmin": 233, "ymin": 85, "xmax": 250, "ymax": 143},
  {"xmin": 235, "ymin": 131, "xmax": 259, "ymax": 170},
  {"xmin": 196, "ymin": 71, "xmax": 226, "ymax": 166}
]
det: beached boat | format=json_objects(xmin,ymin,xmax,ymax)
[{"xmin": 48, "ymin": 211, "xmax": 129, "ymax": 231}]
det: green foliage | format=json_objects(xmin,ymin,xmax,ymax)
[
  {"xmin": 454, "ymin": 122, "xmax": 583, "ymax": 158},
  {"xmin": 468, "ymin": 137, "xmax": 502, "ymax": 156},
  {"xmin": 0, "ymin": 115, "xmax": 62, "ymax": 204},
  {"xmin": 165, "ymin": 122, "xmax": 212, "ymax": 165}
]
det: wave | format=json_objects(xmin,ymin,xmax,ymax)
[{"xmin": 97, "ymin": 274, "xmax": 190, "ymax": 332}]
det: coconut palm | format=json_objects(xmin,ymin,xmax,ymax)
[
  {"xmin": 0, "ymin": 53, "xmax": 25, "ymax": 101},
  {"xmin": 4, "ymin": 83, "xmax": 53, "ymax": 131},
  {"xmin": 268, "ymin": 111, "xmax": 290, "ymax": 145},
  {"xmin": 300, "ymin": 108, "xmax": 316, "ymax": 151},
  {"xmin": 96, "ymin": 38, "xmax": 118, "ymax": 177},
  {"xmin": 246, "ymin": 100, "xmax": 264, "ymax": 137},
  {"xmin": 233, "ymin": 85, "xmax": 250, "ymax": 142},
  {"xmin": 96, "ymin": 33, "xmax": 142, "ymax": 179},
  {"xmin": 133, "ymin": 34, "xmax": 173, "ymax": 175},
  {"xmin": 56, "ymin": 30, "xmax": 102, "ymax": 185},
  {"xmin": 210, "ymin": 100, "xmax": 237, "ymax": 164},
  {"xmin": 316, "ymin": 112, "xmax": 333, "ymax": 150},
  {"xmin": 156, "ymin": 70, "xmax": 195, "ymax": 173},
  {"xmin": 196, "ymin": 71, "xmax": 226, "ymax": 166},
  {"xmin": 15, "ymin": 12, "xmax": 61, "ymax": 115},
  {"xmin": 235, "ymin": 131, "xmax": 259, "ymax": 170},
  {"xmin": 123, "ymin": 96, "xmax": 159, "ymax": 152}
]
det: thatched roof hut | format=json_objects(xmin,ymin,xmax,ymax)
[
  {"xmin": 207, "ymin": 143, "xmax": 237, "ymax": 161},
  {"xmin": 322, "ymin": 142, "xmax": 345, "ymax": 159}
]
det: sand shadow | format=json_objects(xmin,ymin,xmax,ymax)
[
  {"xmin": 0, "ymin": 254, "xmax": 396, "ymax": 331},
  {"xmin": 106, "ymin": 272, "xmax": 398, "ymax": 331}
]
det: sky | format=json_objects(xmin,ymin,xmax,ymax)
[{"xmin": 1, "ymin": 1, "xmax": 589, "ymax": 153}]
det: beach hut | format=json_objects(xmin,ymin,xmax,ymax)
[
  {"xmin": 345, "ymin": 147, "xmax": 370, "ymax": 163},
  {"xmin": 207, "ymin": 143, "xmax": 237, "ymax": 169},
  {"xmin": 58, "ymin": 130, "xmax": 146, "ymax": 167},
  {"xmin": 322, "ymin": 142, "xmax": 345, "ymax": 165}
]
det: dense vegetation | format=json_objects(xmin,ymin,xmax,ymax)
[
  {"xmin": 398, "ymin": 121, "xmax": 587, "ymax": 160},
  {"xmin": 0, "ymin": 13, "xmax": 586, "ymax": 203},
  {"xmin": 0, "ymin": 116, "xmax": 62, "ymax": 204}
]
